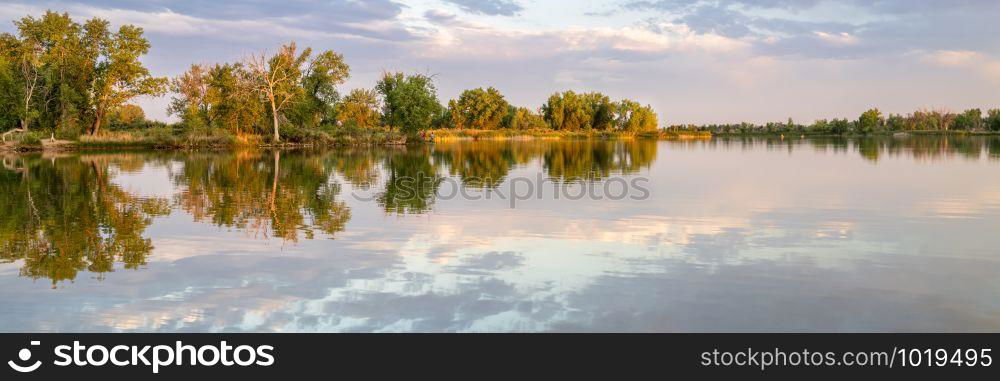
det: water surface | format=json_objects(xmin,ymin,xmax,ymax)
[{"xmin": 1, "ymin": 136, "xmax": 999, "ymax": 332}]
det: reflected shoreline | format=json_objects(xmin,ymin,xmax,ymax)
[{"xmin": 0, "ymin": 135, "xmax": 998, "ymax": 283}]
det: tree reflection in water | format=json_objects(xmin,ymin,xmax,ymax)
[
  {"xmin": 2, "ymin": 136, "xmax": 996, "ymax": 285},
  {"xmin": 0, "ymin": 154, "xmax": 170, "ymax": 286}
]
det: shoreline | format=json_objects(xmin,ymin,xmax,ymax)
[{"xmin": 3, "ymin": 129, "xmax": 996, "ymax": 153}]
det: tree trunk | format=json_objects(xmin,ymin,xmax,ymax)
[
  {"xmin": 92, "ymin": 113, "xmax": 103, "ymax": 136},
  {"xmin": 270, "ymin": 96, "xmax": 280, "ymax": 143},
  {"xmin": 272, "ymin": 111, "xmax": 280, "ymax": 143},
  {"xmin": 269, "ymin": 150, "xmax": 279, "ymax": 213}
]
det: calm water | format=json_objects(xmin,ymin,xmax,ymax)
[{"xmin": 1, "ymin": 136, "xmax": 999, "ymax": 332}]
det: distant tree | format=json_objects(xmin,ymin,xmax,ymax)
[
  {"xmin": 808, "ymin": 119, "xmax": 830, "ymax": 133},
  {"xmin": 615, "ymin": 99, "xmax": 658, "ymax": 132},
  {"xmin": 501, "ymin": 106, "xmax": 547, "ymax": 130},
  {"xmin": 885, "ymin": 113, "xmax": 905, "ymax": 131},
  {"xmin": 986, "ymin": 109, "xmax": 1000, "ymax": 132},
  {"xmin": 829, "ymin": 118, "xmax": 852, "ymax": 135},
  {"xmin": 337, "ymin": 88, "xmax": 381, "ymax": 129},
  {"xmin": 857, "ymin": 108, "xmax": 883, "ymax": 133},
  {"xmin": 107, "ymin": 103, "xmax": 145, "ymax": 130},
  {"xmin": 542, "ymin": 91, "xmax": 591, "ymax": 130},
  {"xmin": 583, "ymin": 92, "xmax": 615, "ymax": 130},
  {"xmin": 375, "ymin": 71, "xmax": 441, "ymax": 134},
  {"xmin": 953, "ymin": 108, "xmax": 982, "ymax": 130},
  {"xmin": 447, "ymin": 87, "xmax": 509, "ymax": 129},
  {"xmin": 88, "ymin": 23, "xmax": 167, "ymax": 135}
]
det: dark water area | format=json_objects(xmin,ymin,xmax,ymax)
[{"xmin": 1, "ymin": 135, "xmax": 999, "ymax": 332}]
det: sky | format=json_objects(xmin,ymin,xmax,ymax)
[{"xmin": 1, "ymin": 0, "xmax": 998, "ymax": 124}]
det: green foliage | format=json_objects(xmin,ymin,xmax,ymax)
[
  {"xmin": 447, "ymin": 87, "xmax": 509, "ymax": 130},
  {"xmin": 168, "ymin": 63, "xmax": 210, "ymax": 128},
  {"xmin": 205, "ymin": 62, "xmax": 264, "ymax": 136},
  {"xmin": 542, "ymin": 91, "xmax": 659, "ymax": 132},
  {"xmin": 337, "ymin": 88, "xmax": 381, "ymax": 129},
  {"xmin": 18, "ymin": 130, "xmax": 44, "ymax": 146},
  {"xmin": 615, "ymin": 99, "xmax": 658, "ymax": 132},
  {"xmin": 501, "ymin": 106, "xmax": 547, "ymax": 130},
  {"xmin": 375, "ymin": 72, "xmax": 441, "ymax": 134},
  {"xmin": 857, "ymin": 108, "xmax": 884, "ymax": 133},
  {"xmin": 290, "ymin": 49, "xmax": 350, "ymax": 129},
  {"xmin": 829, "ymin": 118, "xmax": 852, "ymax": 135},
  {"xmin": 953, "ymin": 108, "xmax": 982, "ymax": 130},
  {"xmin": 542, "ymin": 90, "xmax": 591, "ymax": 130},
  {"xmin": 90, "ymin": 23, "xmax": 167, "ymax": 134},
  {"xmin": 107, "ymin": 104, "xmax": 146, "ymax": 130},
  {"xmin": 987, "ymin": 109, "xmax": 1000, "ymax": 132}
]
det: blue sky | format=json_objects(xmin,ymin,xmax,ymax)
[{"xmin": 2, "ymin": 0, "xmax": 998, "ymax": 124}]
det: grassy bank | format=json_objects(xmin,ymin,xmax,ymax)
[
  {"xmin": 429, "ymin": 128, "xmax": 711, "ymax": 140},
  {"xmin": 2, "ymin": 127, "xmax": 714, "ymax": 151},
  {"xmin": 2, "ymin": 126, "xmax": 413, "ymax": 151}
]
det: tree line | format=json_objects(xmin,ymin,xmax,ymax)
[
  {"xmin": 670, "ymin": 108, "xmax": 1000, "ymax": 135},
  {"xmin": 6, "ymin": 11, "xmax": 998, "ymax": 145},
  {"xmin": 0, "ymin": 11, "xmax": 166, "ymax": 139},
  {"xmin": 1, "ymin": 11, "xmax": 660, "ymax": 145}
]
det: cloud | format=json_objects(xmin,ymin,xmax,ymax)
[
  {"xmin": 0, "ymin": 0, "xmax": 416, "ymax": 42},
  {"xmin": 923, "ymin": 50, "xmax": 1000, "ymax": 83},
  {"xmin": 813, "ymin": 31, "xmax": 857, "ymax": 46},
  {"xmin": 442, "ymin": 0, "xmax": 524, "ymax": 16}
]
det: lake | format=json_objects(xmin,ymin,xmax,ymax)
[{"xmin": 1, "ymin": 135, "xmax": 999, "ymax": 332}]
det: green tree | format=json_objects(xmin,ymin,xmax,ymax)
[
  {"xmin": 375, "ymin": 71, "xmax": 441, "ymax": 134},
  {"xmin": 953, "ymin": 108, "xmax": 982, "ymax": 130},
  {"xmin": 337, "ymin": 88, "xmax": 381, "ymax": 129},
  {"xmin": 89, "ymin": 23, "xmax": 167, "ymax": 135},
  {"xmin": 583, "ymin": 92, "xmax": 615, "ymax": 130},
  {"xmin": 986, "ymin": 109, "xmax": 1000, "ymax": 132},
  {"xmin": 4, "ymin": 18, "xmax": 44, "ymax": 131},
  {"xmin": 542, "ymin": 90, "xmax": 591, "ymax": 130},
  {"xmin": 829, "ymin": 118, "xmax": 852, "ymax": 135},
  {"xmin": 292, "ymin": 50, "xmax": 350, "ymax": 129},
  {"xmin": 857, "ymin": 108, "xmax": 883, "ymax": 134},
  {"xmin": 168, "ymin": 64, "xmax": 211, "ymax": 129},
  {"xmin": 615, "ymin": 99, "xmax": 658, "ymax": 132},
  {"xmin": 447, "ymin": 87, "xmax": 509, "ymax": 130},
  {"xmin": 245, "ymin": 42, "xmax": 310, "ymax": 142},
  {"xmin": 107, "ymin": 103, "xmax": 146, "ymax": 130},
  {"xmin": 205, "ymin": 63, "xmax": 264, "ymax": 136},
  {"xmin": 501, "ymin": 106, "xmax": 547, "ymax": 130}
]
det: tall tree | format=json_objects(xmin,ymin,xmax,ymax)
[
  {"xmin": 5, "ymin": 18, "xmax": 44, "ymax": 131},
  {"xmin": 205, "ymin": 63, "xmax": 264, "ymax": 136},
  {"xmin": 447, "ymin": 87, "xmax": 509, "ymax": 130},
  {"xmin": 168, "ymin": 64, "xmax": 211, "ymax": 128},
  {"xmin": 857, "ymin": 108, "xmax": 884, "ymax": 134},
  {"xmin": 293, "ymin": 50, "xmax": 350, "ymax": 128},
  {"xmin": 542, "ymin": 91, "xmax": 591, "ymax": 131},
  {"xmin": 375, "ymin": 71, "xmax": 441, "ymax": 134},
  {"xmin": 615, "ymin": 99, "xmax": 658, "ymax": 132},
  {"xmin": 89, "ymin": 23, "xmax": 166, "ymax": 135},
  {"xmin": 245, "ymin": 42, "xmax": 309, "ymax": 142}
]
